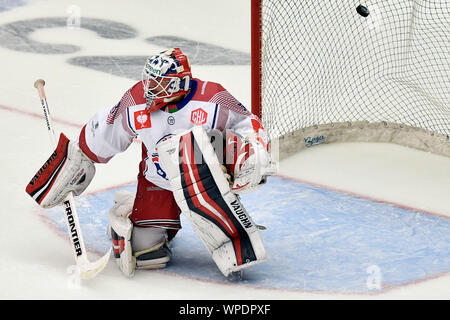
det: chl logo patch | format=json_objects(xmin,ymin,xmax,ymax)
[
  {"xmin": 191, "ymin": 108, "xmax": 207, "ymax": 125},
  {"xmin": 134, "ymin": 110, "xmax": 151, "ymax": 129}
]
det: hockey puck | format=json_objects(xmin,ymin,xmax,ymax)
[{"xmin": 356, "ymin": 4, "xmax": 370, "ymax": 17}]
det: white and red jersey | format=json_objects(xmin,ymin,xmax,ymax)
[{"xmin": 78, "ymin": 78, "xmax": 264, "ymax": 190}]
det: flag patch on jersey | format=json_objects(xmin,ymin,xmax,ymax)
[{"xmin": 134, "ymin": 110, "xmax": 151, "ymax": 129}]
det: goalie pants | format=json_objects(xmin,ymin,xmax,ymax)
[{"xmin": 130, "ymin": 171, "xmax": 181, "ymax": 241}]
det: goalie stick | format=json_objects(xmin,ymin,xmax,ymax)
[{"xmin": 33, "ymin": 79, "xmax": 111, "ymax": 279}]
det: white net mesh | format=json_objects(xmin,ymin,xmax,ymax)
[{"xmin": 260, "ymin": 0, "xmax": 450, "ymax": 148}]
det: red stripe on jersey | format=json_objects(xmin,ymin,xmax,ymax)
[
  {"xmin": 191, "ymin": 79, "xmax": 224, "ymax": 102},
  {"xmin": 129, "ymin": 81, "xmax": 146, "ymax": 105},
  {"xmin": 209, "ymin": 91, "xmax": 250, "ymax": 116},
  {"xmin": 107, "ymin": 82, "xmax": 146, "ymax": 125},
  {"xmin": 189, "ymin": 79, "xmax": 251, "ymax": 119}
]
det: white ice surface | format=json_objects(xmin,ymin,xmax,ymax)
[{"xmin": 0, "ymin": 0, "xmax": 449, "ymax": 299}]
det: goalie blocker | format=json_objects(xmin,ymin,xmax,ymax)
[{"xmin": 158, "ymin": 126, "xmax": 267, "ymax": 277}]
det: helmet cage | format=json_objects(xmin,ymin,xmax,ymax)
[{"xmin": 142, "ymin": 48, "xmax": 191, "ymax": 105}]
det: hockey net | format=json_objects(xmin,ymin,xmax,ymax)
[{"xmin": 251, "ymin": 0, "xmax": 450, "ymax": 159}]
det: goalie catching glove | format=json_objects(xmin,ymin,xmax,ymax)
[
  {"xmin": 158, "ymin": 126, "xmax": 267, "ymax": 277},
  {"xmin": 224, "ymin": 130, "xmax": 276, "ymax": 194},
  {"xmin": 26, "ymin": 133, "xmax": 95, "ymax": 208}
]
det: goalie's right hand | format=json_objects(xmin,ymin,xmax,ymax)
[{"xmin": 26, "ymin": 133, "xmax": 95, "ymax": 208}]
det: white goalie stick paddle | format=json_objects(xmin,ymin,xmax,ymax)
[{"xmin": 34, "ymin": 79, "xmax": 111, "ymax": 279}]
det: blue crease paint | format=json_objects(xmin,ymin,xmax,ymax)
[{"xmin": 45, "ymin": 176, "xmax": 450, "ymax": 293}]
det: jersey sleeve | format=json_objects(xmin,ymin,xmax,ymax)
[
  {"xmin": 208, "ymin": 85, "xmax": 265, "ymax": 138},
  {"xmin": 77, "ymin": 85, "xmax": 140, "ymax": 163}
]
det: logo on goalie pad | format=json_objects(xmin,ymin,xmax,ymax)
[
  {"xmin": 230, "ymin": 200, "xmax": 253, "ymax": 228},
  {"xmin": 28, "ymin": 150, "xmax": 58, "ymax": 187}
]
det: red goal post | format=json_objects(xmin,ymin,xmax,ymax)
[
  {"xmin": 251, "ymin": 0, "xmax": 450, "ymax": 159},
  {"xmin": 251, "ymin": 0, "xmax": 262, "ymax": 121}
]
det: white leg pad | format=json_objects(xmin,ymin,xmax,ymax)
[{"xmin": 158, "ymin": 126, "xmax": 267, "ymax": 277}]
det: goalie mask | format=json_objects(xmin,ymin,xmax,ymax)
[{"xmin": 142, "ymin": 48, "xmax": 192, "ymax": 112}]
